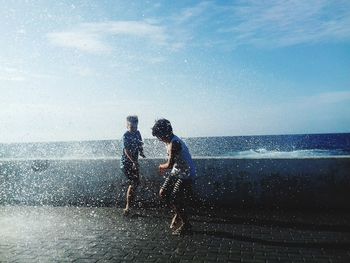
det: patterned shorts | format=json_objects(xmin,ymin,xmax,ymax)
[
  {"xmin": 121, "ymin": 164, "xmax": 140, "ymax": 187},
  {"xmin": 161, "ymin": 176, "xmax": 192, "ymax": 206}
]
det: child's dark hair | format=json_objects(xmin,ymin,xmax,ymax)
[
  {"xmin": 152, "ymin": 119, "xmax": 173, "ymax": 139},
  {"xmin": 127, "ymin": 115, "xmax": 138, "ymax": 125}
]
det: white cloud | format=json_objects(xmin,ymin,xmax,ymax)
[
  {"xmin": 47, "ymin": 31, "xmax": 110, "ymax": 53},
  {"xmin": 171, "ymin": 0, "xmax": 350, "ymax": 49},
  {"xmin": 0, "ymin": 100, "xmax": 155, "ymax": 142},
  {"xmin": 47, "ymin": 21, "xmax": 168, "ymax": 54},
  {"xmin": 0, "ymin": 66, "xmax": 56, "ymax": 82},
  {"xmin": 0, "ymin": 66, "xmax": 26, "ymax": 81},
  {"xmin": 301, "ymin": 91, "xmax": 350, "ymax": 105},
  {"xmin": 225, "ymin": 0, "xmax": 350, "ymax": 47},
  {"xmin": 224, "ymin": 90, "xmax": 350, "ymax": 135},
  {"xmin": 46, "ymin": 1, "xmax": 350, "ymax": 54},
  {"xmin": 258, "ymin": 91, "xmax": 350, "ymax": 114},
  {"xmin": 69, "ymin": 66, "xmax": 97, "ymax": 77},
  {"xmin": 173, "ymin": 1, "xmax": 214, "ymax": 24}
]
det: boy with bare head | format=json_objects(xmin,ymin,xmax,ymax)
[
  {"xmin": 120, "ymin": 115, "xmax": 145, "ymax": 215},
  {"xmin": 152, "ymin": 118, "xmax": 196, "ymax": 235}
]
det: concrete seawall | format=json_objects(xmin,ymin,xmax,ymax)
[{"xmin": 0, "ymin": 158, "xmax": 349, "ymax": 209}]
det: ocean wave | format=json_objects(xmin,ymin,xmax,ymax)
[
  {"xmin": 225, "ymin": 148, "xmax": 349, "ymax": 158},
  {"xmin": 1, "ymin": 133, "xmax": 350, "ymax": 159}
]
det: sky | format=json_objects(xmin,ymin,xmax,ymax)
[{"xmin": 0, "ymin": 0, "xmax": 350, "ymax": 143}]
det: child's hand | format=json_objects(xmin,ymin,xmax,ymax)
[
  {"xmin": 158, "ymin": 164, "xmax": 167, "ymax": 175},
  {"xmin": 132, "ymin": 162, "xmax": 139, "ymax": 170},
  {"xmin": 159, "ymin": 188, "xmax": 165, "ymax": 198}
]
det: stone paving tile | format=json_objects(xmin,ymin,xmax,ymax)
[{"xmin": 0, "ymin": 206, "xmax": 350, "ymax": 262}]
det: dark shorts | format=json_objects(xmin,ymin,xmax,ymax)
[
  {"xmin": 121, "ymin": 164, "xmax": 140, "ymax": 188},
  {"xmin": 161, "ymin": 176, "xmax": 193, "ymax": 206}
]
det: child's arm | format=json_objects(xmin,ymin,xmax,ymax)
[
  {"xmin": 159, "ymin": 140, "xmax": 181, "ymax": 174},
  {"xmin": 122, "ymin": 134, "xmax": 137, "ymax": 165},
  {"xmin": 138, "ymin": 132, "xmax": 146, "ymax": 158},
  {"xmin": 139, "ymin": 145, "xmax": 146, "ymax": 158},
  {"xmin": 124, "ymin": 149, "xmax": 137, "ymax": 165}
]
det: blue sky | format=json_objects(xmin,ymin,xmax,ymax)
[{"xmin": 1, "ymin": 0, "xmax": 350, "ymax": 142}]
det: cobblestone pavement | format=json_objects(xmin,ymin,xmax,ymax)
[{"xmin": 0, "ymin": 206, "xmax": 350, "ymax": 262}]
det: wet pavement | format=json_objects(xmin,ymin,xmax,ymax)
[{"xmin": 1, "ymin": 206, "xmax": 350, "ymax": 262}]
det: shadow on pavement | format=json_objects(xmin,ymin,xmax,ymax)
[
  {"xmin": 128, "ymin": 210, "xmax": 350, "ymax": 233},
  {"xmin": 191, "ymin": 216, "xmax": 350, "ymax": 233},
  {"xmin": 192, "ymin": 230, "xmax": 350, "ymax": 250}
]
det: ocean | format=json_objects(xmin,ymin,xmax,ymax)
[{"xmin": 0, "ymin": 133, "xmax": 349, "ymax": 159}]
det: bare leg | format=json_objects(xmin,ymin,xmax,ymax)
[
  {"xmin": 172, "ymin": 205, "xmax": 191, "ymax": 235},
  {"xmin": 170, "ymin": 212, "xmax": 181, "ymax": 229},
  {"xmin": 174, "ymin": 205, "xmax": 188, "ymax": 226},
  {"xmin": 124, "ymin": 185, "xmax": 134, "ymax": 215}
]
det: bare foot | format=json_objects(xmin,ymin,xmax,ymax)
[
  {"xmin": 172, "ymin": 223, "xmax": 192, "ymax": 236},
  {"xmin": 170, "ymin": 214, "xmax": 181, "ymax": 229},
  {"xmin": 123, "ymin": 208, "xmax": 130, "ymax": 216}
]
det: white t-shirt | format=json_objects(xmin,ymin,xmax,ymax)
[{"xmin": 167, "ymin": 135, "xmax": 196, "ymax": 180}]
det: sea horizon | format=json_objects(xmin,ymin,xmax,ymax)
[
  {"xmin": 1, "ymin": 131, "xmax": 350, "ymax": 145},
  {"xmin": 1, "ymin": 132, "xmax": 349, "ymax": 159}
]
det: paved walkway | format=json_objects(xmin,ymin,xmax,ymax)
[{"xmin": 0, "ymin": 206, "xmax": 350, "ymax": 262}]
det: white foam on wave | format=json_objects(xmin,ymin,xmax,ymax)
[{"xmin": 226, "ymin": 148, "xmax": 349, "ymax": 158}]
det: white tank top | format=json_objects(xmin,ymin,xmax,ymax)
[{"xmin": 167, "ymin": 135, "xmax": 196, "ymax": 180}]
